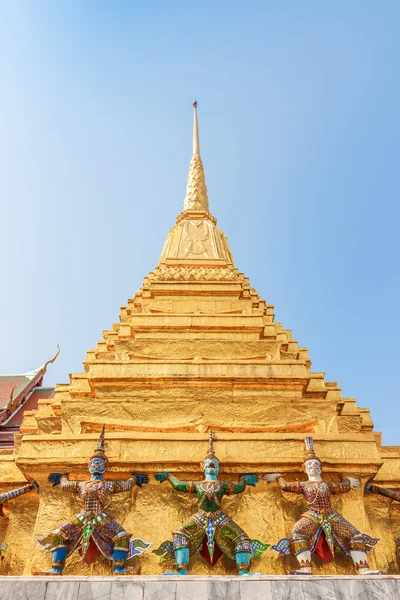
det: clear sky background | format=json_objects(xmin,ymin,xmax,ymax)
[{"xmin": 1, "ymin": 2, "xmax": 399, "ymax": 442}]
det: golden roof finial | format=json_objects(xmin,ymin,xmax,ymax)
[
  {"xmin": 183, "ymin": 100, "xmax": 209, "ymax": 212},
  {"xmin": 41, "ymin": 344, "xmax": 60, "ymax": 375}
]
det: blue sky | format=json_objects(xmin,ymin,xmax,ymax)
[{"xmin": 1, "ymin": 2, "xmax": 399, "ymax": 442}]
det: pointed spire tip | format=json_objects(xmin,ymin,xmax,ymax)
[{"xmin": 193, "ymin": 99, "xmax": 200, "ymax": 156}]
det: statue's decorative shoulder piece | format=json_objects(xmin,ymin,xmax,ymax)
[
  {"xmin": 263, "ymin": 437, "xmax": 380, "ymax": 575},
  {"xmin": 153, "ymin": 431, "xmax": 268, "ymax": 575},
  {"xmin": 37, "ymin": 425, "xmax": 150, "ymax": 575}
]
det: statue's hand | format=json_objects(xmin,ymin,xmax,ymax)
[
  {"xmin": 132, "ymin": 473, "xmax": 150, "ymax": 488},
  {"xmin": 346, "ymin": 476, "xmax": 362, "ymax": 489},
  {"xmin": 30, "ymin": 481, "xmax": 39, "ymax": 494},
  {"xmin": 240, "ymin": 473, "xmax": 259, "ymax": 487},
  {"xmin": 262, "ymin": 473, "xmax": 283, "ymax": 484},
  {"xmin": 48, "ymin": 473, "xmax": 66, "ymax": 487},
  {"xmin": 154, "ymin": 472, "xmax": 171, "ymax": 483}
]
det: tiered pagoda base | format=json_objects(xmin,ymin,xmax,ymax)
[{"xmin": 0, "ymin": 575, "xmax": 398, "ymax": 600}]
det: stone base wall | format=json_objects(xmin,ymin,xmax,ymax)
[{"xmin": 0, "ymin": 575, "xmax": 399, "ymax": 600}]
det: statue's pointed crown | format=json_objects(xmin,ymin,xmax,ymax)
[
  {"xmin": 205, "ymin": 430, "xmax": 218, "ymax": 460},
  {"xmin": 91, "ymin": 424, "xmax": 107, "ymax": 461},
  {"xmin": 303, "ymin": 436, "xmax": 319, "ymax": 463}
]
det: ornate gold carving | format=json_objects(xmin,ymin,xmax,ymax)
[
  {"xmin": 80, "ymin": 421, "xmax": 318, "ymax": 434},
  {"xmin": 150, "ymin": 265, "xmax": 241, "ymax": 282},
  {"xmin": 159, "ymin": 220, "xmax": 235, "ymax": 264},
  {"xmin": 183, "ymin": 154, "xmax": 209, "ymax": 212}
]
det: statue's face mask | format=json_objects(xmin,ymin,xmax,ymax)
[
  {"xmin": 304, "ymin": 459, "xmax": 322, "ymax": 477},
  {"xmin": 203, "ymin": 457, "xmax": 220, "ymax": 478},
  {"xmin": 89, "ymin": 457, "xmax": 107, "ymax": 475}
]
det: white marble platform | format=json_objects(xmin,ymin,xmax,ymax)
[{"xmin": 0, "ymin": 575, "xmax": 399, "ymax": 600}]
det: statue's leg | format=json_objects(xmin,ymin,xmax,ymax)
[
  {"xmin": 346, "ymin": 530, "xmax": 381, "ymax": 574},
  {"xmin": 234, "ymin": 537, "xmax": 253, "ymax": 575},
  {"xmin": 37, "ymin": 524, "xmax": 80, "ymax": 575},
  {"xmin": 290, "ymin": 530, "xmax": 312, "ymax": 574},
  {"xmin": 350, "ymin": 549, "xmax": 370, "ymax": 574},
  {"xmin": 113, "ymin": 549, "xmax": 130, "ymax": 574},
  {"xmin": 175, "ymin": 547, "xmax": 189, "ymax": 575},
  {"xmin": 51, "ymin": 546, "xmax": 66, "ymax": 574},
  {"xmin": 172, "ymin": 529, "xmax": 191, "ymax": 575},
  {"xmin": 236, "ymin": 551, "xmax": 251, "ymax": 575},
  {"xmin": 162, "ymin": 521, "xmax": 197, "ymax": 575},
  {"xmin": 349, "ymin": 535, "xmax": 380, "ymax": 574},
  {"xmin": 112, "ymin": 532, "xmax": 129, "ymax": 574},
  {"xmin": 295, "ymin": 550, "xmax": 312, "ymax": 574}
]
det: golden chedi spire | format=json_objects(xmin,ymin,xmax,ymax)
[
  {"xmin": 183, "ymin": 100, "xmax": 209, "ymax": 212},
  {"xmin": 159, "ymin": 101, "xmax": 235, "ymax": 265}
]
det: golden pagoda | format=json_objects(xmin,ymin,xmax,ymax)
[{"xmin": 1, "ymin": 103, "xmax": 399, "ymax": 576}]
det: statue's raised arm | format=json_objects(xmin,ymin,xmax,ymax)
[
  {"xmin": 111, "ymin": 474, "xmax": 150, "ymax": 494},
  {"xmin": 228, "ymin": 473, "xmax": 259, "ymax": 494},
  {"xmin": 263, "ymin": 473, "xmax": 303, "ymax": 493},
  {"xmin": 0, "ymin": 482, "xmax": 38, "ymax": 505},
  {"xmin": 366, "ymin": 482, "xmax": 400, "ymax": 502},
  {"xmin": 48, "ymin": 473, "xmax": 80, "ymax": 493},
  {"xmin": 155, "ymin": 472, "xmax": 195, "ymax": 493},
  {"xmin": 365, "ymin": 481, "xmax": 400, "ymax": 551},
  {"xmin": 330, "ymin": 477, "xmax": 361, "ymax": 495}
]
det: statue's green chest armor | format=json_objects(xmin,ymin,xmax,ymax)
[{"xmin": 195, "ymin": 481, "xmax": 225, "ymax": 512}]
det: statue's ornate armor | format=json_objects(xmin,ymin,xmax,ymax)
[
  {"xmin": 39, "ymin": 477, "xmax": 134, "ymax": 564},
  {"xmin": 273, "ymin": 478, "xmax": 378, "ymax": 560},
  {"xmin": 168, "ymin": 476, "xmax": 252, "ymax": 565}
]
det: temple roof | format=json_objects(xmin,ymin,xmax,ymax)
[{"xmin": 0, "ymin": 347, "xmax": 59, "ymax": 430}]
